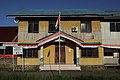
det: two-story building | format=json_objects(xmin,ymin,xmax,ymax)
[{"xmin": 7, "ymin": 9, "xmax": 120, "ymax": 70}]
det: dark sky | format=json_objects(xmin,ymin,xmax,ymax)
[{"xmin": 0, "ymin": 0, "xmax": 120, "ymax": 26}]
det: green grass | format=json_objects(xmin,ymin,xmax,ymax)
[{"xmin": 0, "ymin": 71, "xmax": 120, "ymax": 80}]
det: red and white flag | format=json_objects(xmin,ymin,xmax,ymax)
[{"xmin": 55, "ymin": 12, "xmax": 60, "ymax": 29}]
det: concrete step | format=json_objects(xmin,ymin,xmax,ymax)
[
  {"xmin": 39, "ymin": 65, "xmax": 81, "ymax": 70},
  {"xmin": 43, "ymin": 64, "xmax": 77, "ymax": 67}
]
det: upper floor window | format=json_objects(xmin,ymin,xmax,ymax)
[
  {"xmin": 28, "ymin": 21, "xmax": 39, "ymax": 33},
  {"xmin": 48, "ymin": 21, "xmax": 59, "ymax": 33},
  {"xmin": 110, "ymin": 22, "xmax": 120, "ymax": 32},
  {"xmin": 80, "ymin": 21, "xmax": 92, "ymax": 33},
  {"xmin": 81, "ymin": 48, "xmax": 98, "ymax": 58}
]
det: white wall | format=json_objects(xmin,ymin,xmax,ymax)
[{"xmin": 101, "ymin": 22, "xmax": 120, "ymax": 44}]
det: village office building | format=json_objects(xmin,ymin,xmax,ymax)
[{"xmin": 0, "ymin": 9, "xmax": 120, "ymax": 70}]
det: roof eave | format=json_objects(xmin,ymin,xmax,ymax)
[{"xmin": 7, "ymin": 14, "xmax": 111, "ymax": 18}]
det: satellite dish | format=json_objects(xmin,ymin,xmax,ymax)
[{"xmin": 14, "ymin": 19, "xmax": 19, "ymax": 23}]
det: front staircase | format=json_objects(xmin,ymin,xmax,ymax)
[{"xmin": 39, "ymin": 64, "xmax": 81, "ymax": 70}]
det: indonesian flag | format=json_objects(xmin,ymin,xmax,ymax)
[{"xmin": 55, "ymin": 12, "xmax": 60, "ymax": 29}]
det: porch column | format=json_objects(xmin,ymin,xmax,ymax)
[
  {"xmin": 76, "ymin": 46, "xmax": 80, "ymax": 66},
  {"xmin": 40, "ymin": 46, "xmax": 44, "ymax": 65}
]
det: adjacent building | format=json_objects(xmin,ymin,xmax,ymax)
[{"xmin": 0, "ymin": 27, "xmax": 18, "ymax": 58}]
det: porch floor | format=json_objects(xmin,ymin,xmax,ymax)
[{"xmin": 39, "ymin": 64, "xmax": 81, "ymax": 71}]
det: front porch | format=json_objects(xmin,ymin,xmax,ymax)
[
  {"xmin": 39, "ymin": 42, "xmax": 81, "ymax": 70},
  {"xmin": 39, "ymin": 64, "xmax": 81, "ymax": 70}
]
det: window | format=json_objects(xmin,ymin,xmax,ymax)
[
  {"xmin": 110, "ymin": 22, "xmax": 120, "ymax": 32},
  {"xmin": 0, "ymin": 43, "xmax": 2, "ymax": 46},
  {"xmin": 5, "ymin": 46, "xmax": 13, "ymax": 55},
  {"xmin": 48, "ymin": 21, "xmax": 59, "ymax": 33},
  {"xmin": 81, "ymin": 48, "xmax": 98, "ymax": 58},
  {"xmin": 23, "ymin": 49, "xmax": 38, "ymax": 58},
  {"xmin": 104, "ymin": 48, "xmax": 119, "ymax": 56},
  {"xmin": 80, "ymin": 21, "xmax": 92, "ymax": 33},
  {"xmin": 0, "ymin": 49, "xmax": 4, "ymax": 54},
  {"xmin": 0, "ymin": 46, "xmax": 12, "ymax": 55},
  {"xmin": 28, "ymin": 21, "xmax": 39, "ymax": 33}
]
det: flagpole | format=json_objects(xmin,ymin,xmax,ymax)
[
  {"xmin": 13, "ymin": 53, "xmax": 14, "ymax": 71},
  {"xmin": 58, "ymin": 11, "xmax": 61, "ymax": 75},
  {"xmin": 12, "ymin": 47, "xmax": 14, "ymax": 72},
  {"xmin": 22, "ymin": 47, "xmax": 24, "ymax": 72}
]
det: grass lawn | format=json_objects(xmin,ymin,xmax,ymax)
[{"xmin": 0, "ymin": 70, "xmax": 120, "ymax": 80}]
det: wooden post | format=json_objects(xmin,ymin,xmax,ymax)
[
  {"xmin": 76, "ymin": 46, "xmax": 80, "ymax": 66},
  {"xmin": 40, "ymin": 46, "xmax": 44, "ymax": 65}
]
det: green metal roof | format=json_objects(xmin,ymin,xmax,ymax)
[
  {"xmin": 105, "ymin": 10, "xmax": 120, "ymax": 16},
  {"xmin": 7, "ymin": 9, "xmax": 112, "ymax": 17}
]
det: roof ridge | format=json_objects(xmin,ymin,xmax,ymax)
[{"xmin": 7, "ymin": 9, "xmax": 111, "ymax": 17}]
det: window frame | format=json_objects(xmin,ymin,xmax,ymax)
[
  {"xmin": 110, "ymin": 22, "xmax": 120, "ymax": 32},
  {"xmin": 23, "ymin": 49, "xmax": 38, "ymax": 58},
  {"xmin": 48, "ymin": 21, "xmax": 59, "ymax": 33},
  {"xmin": 104, "ymin": 48, "xmax": 119, "ymax": 56},
  {"xmin": 0, "ymin": 46, "xmax": 13, "ymax": 55},
  {"xmin": 28, "ymin": 21, "xmax": 39, "ymax": 33},
  {"xmin": 80, "ymin": 21, "xmax": 92, "ymax": 33},
  {"xmin": 81, "ymin": 48, "xmax": 98, "ymax": 58}
]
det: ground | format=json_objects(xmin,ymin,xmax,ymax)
[{"xmin": 0, "ymin": 69, "xmax": 120, "ymax": 80}]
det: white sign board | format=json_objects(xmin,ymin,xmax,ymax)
[
  {"xmin": 0, "ymin": 46, "xmax": 6, "ymax": 49},
  {"xmin": 113, "ymin": 52, "xmax": 119, "ymax": 58},
  {"xmin": 13, "ymin": 46, "xmax": 23, "ymax": 55}
]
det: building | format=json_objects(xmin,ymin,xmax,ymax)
[
  {"xmin": 0, "ymin": 27, "xmax": 18, "ymax": 70},
  {"xmin": 6, "ymin": 9, "xmax": 120, "ymax": 70},
  {"xmin": 0, "ymin": 26, "xmax": 18, "ymax": 58}
]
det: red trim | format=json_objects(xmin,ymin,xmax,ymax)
[
  {"xmin": 18, "ymin": 44, "xmax": 37, "ymax": 46},
  {"xmin": 3, "ymin": 42, "xmax": 18, "ymax": 44},
  {"xmin": 58, "ymin": 12, "xmax": 60, "ymax": 26},
  {"xmin": 37, "ymin": 31, "xmax": 83, "ymax": 46},
  {"xmin": 37, "ymin": 32, "xmax": 59, "ymax": 44},
  {"xmin": 60, "ymin": 31, "xmax": 83, "ymax": 43},
  {"xmin": 103, "ymin": 44, "xmax": 120, "ymax": 47},
  {"xmin": 0, "ymin": 54, "xmax": 17, "ymax": 58}
]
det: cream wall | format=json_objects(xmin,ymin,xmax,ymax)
[
  {"xmin": 65, "ymin": 44, "xmax": 75, "ymax": 64},
  {"xmin": 17, "ymin": 50, "xmax": 40, "ymax": 65},
  {"xmin": 80, "ymin": 47, "xmax": 103, "ymax": 65}
]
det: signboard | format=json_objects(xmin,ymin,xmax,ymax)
[
  {"xmin": 113, "ymin": 52, "xmax": 119, "ymax": 58},
  {"xmin": 13, "ymin": 46, "xmax": 23, "ymax": 55}
]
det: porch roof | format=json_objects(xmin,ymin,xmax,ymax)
[{"xmin": 37, "ymin": 31, "xmax": 83, "ymax": 46}]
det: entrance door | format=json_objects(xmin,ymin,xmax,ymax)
[{"xmin": 55, "ymin": 44, "xmax": 65, "ymax": 64}]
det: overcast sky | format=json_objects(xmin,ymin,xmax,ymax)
[{"xmin": 0, "ymin": 0, "xmax": 120, "ymax": 26}]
